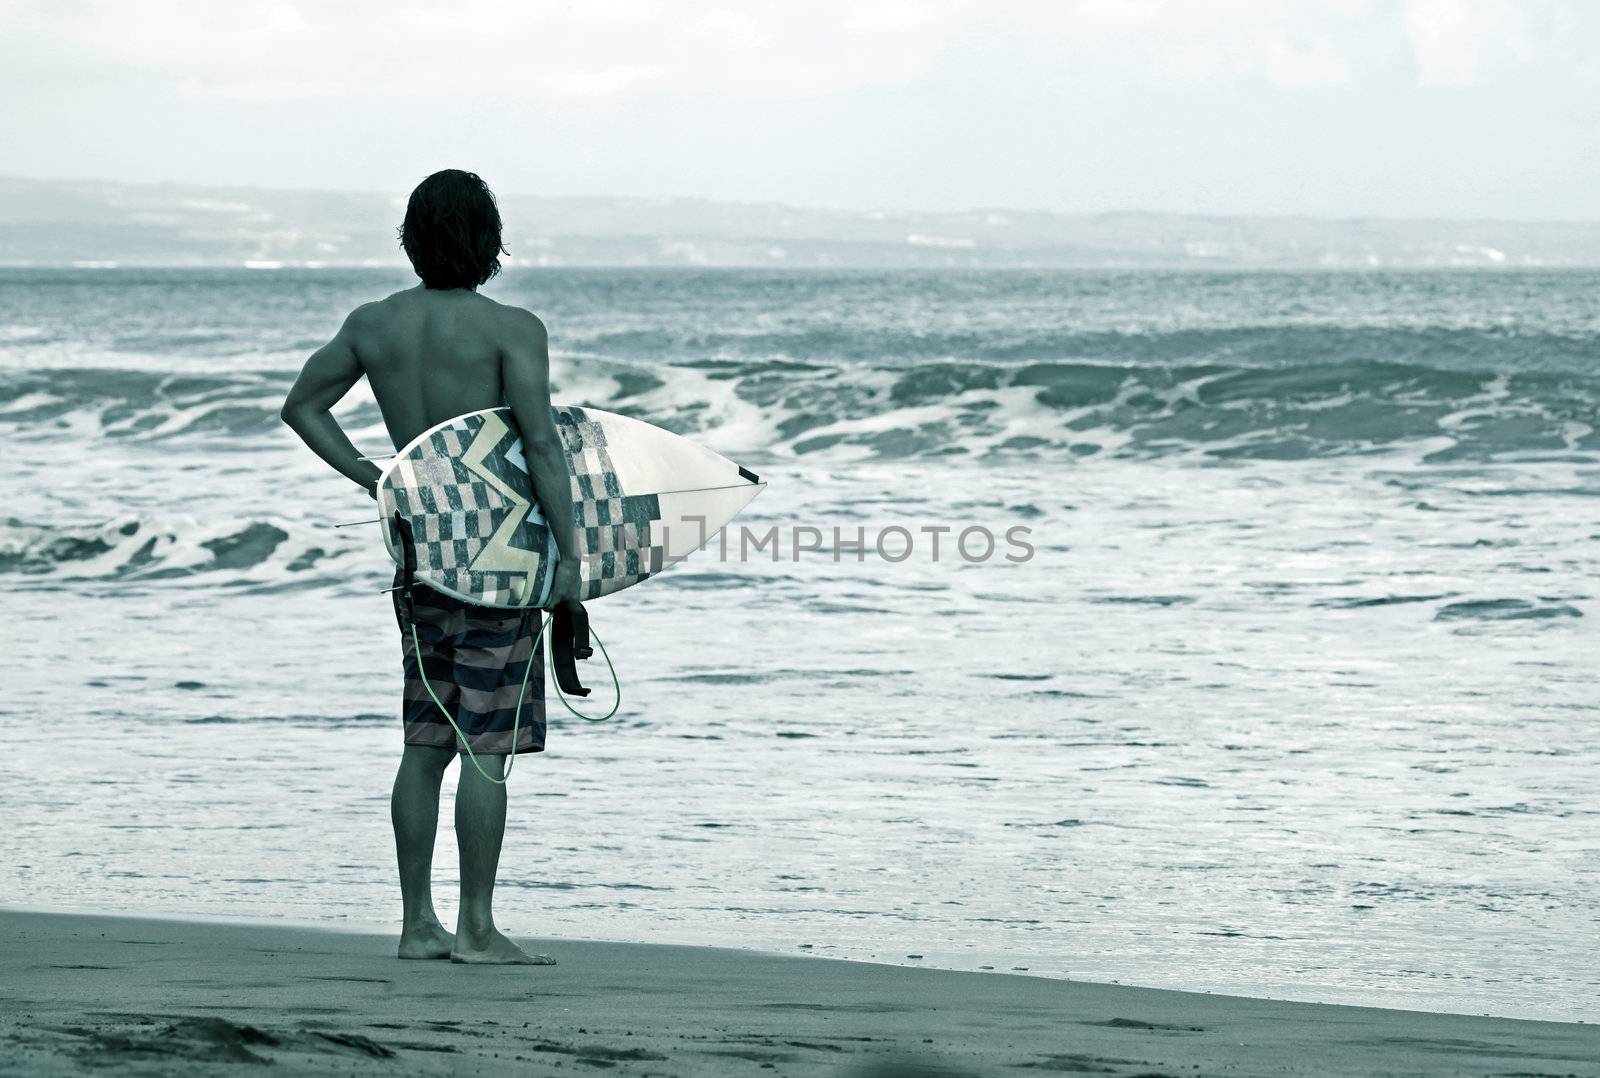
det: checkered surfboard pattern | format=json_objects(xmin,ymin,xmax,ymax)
[
  {"xmin": 381, "ymin": 407, "xmax": 670, "ymax": 608},
  {"xmin": 557, "ymin": 408, "xmax": 666, "ymax": 601},
  {"xmin": 382, "ymin": 413, "xmax": 554, "ymax": 607}
]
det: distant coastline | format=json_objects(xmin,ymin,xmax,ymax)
[{"xmin": 5, "ymin": 174, "xmax": 1600, "ymax": 270}]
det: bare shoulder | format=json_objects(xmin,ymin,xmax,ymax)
[
  {"xmin": 488, "ymin": 298, "xmax": 546, "ymax": 342},
  {"xmin": 483, "ymin": 300, "xmax": 547, "ymax": 367},
  {"xmin": 337, "ymin": 297, "xmax": 396, "ymax": 342},
  {"xmin": 327, "ymin": 300, "xmax": 389, "ymax": 365},
  {"xmin": 340, "ymin": 291, "xmax": 420, "ymax": 354}
]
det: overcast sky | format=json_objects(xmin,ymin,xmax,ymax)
[{"xmin": 5, "ymin": 0, "xmax": 1598, "ymax": 218}]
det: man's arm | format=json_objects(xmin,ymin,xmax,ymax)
[
  {"xmin": 280, "ymin": 308, "xmax": 381, "ymax": 496},
  {"xmin": 501, "ymin": 311, "xmax": 582, "ymax": 607}
]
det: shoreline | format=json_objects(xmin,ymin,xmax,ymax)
[
  {"xmin": 9, "ymin": 901, "xmax": 1576, "ymax": 1024},
  {"xmin": 3, "ymin": 908, "xmax": 1596, "ymax": 1077}
]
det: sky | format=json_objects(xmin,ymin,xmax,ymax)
[{"xmin": 4, "ymin": 0, "xmax": 1598, "ymax": 218}]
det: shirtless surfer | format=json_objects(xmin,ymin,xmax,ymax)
[{"xmin": 280, "ymin": 170, "xmax": 580, "ymax": 964}]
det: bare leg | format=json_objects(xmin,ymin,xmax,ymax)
[
  {"xmin": 391, "ymin": 744, "xmax": 455, "ymax": 959},
  {"xmin": 451, "ymin": 752, "xmax": 553, "ymax": 965}
]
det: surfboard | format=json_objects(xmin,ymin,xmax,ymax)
[{"xmin": 375, "ymin": 406, "xmax": 765, "ymax": 608}]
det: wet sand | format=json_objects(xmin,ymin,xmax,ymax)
[{"xmin": 2, "ymin": 908, "xmax": 1595, "ymax": 1076}]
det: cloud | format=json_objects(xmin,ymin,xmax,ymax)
[
  {"xmin": 1030, "ymin": 0, "xmax": 1576, "ymax": 90},
  {"xmin": 2, "ymin": 0, "xmax": 1580, "ymax": 106},
  {"xmin": 1030, "ymin": 0, "xmax": 1370, "ymax": 88},
  {"xmin": 4, "ymin": 0, "xmax": 971, "ymax": 105},
  {"xmin": 1401, "ymin": 0, "xmax": 1534, "ymax": 87}
]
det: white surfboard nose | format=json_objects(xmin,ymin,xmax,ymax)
[{"xmin": 656, "ymin": 481, "xmax": 766, "ymax": 561}]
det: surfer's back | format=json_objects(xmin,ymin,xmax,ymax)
[{"xmin": 351, "ymin": 287, "xmax": 544, "ymax": 451}]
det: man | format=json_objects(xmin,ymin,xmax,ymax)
[{"xmin": 280, "ymin": 169, "xmax": 580, "ymax": 965}]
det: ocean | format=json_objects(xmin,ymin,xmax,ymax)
[{"xmin": 2, "ymin": 267, "xmax": 1596, "ymax": 1021}]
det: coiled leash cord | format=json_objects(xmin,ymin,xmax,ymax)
[
  {"xmin": 393, "ymin": 513, "xmax": 620, "ymax": 787},
  {"xmin": 406, "ymin": 615, "xmax": 620, "ymax": 786}
]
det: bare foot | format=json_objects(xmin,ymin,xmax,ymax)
[
  {"xmin": 450, "ymin": 928, "xmax": 555, "ymax": 965},
  {"xmin": 398, "ymin": 922, "xmax": 454, "ymax": 960}
]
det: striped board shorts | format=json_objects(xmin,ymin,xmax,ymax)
[{"xmin": 391, "ymin": 569, "xmax": 546, "ymax": 756}]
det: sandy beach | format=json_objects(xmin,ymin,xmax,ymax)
[{"xmin": 1, "ymin": 909, "xmax": 1595, "ymax": 1076}]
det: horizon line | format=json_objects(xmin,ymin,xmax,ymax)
[{"xmin": 4, "ymin": 172, "xmax": 1600, "ymax": 228}]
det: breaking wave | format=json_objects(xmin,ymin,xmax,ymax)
[
  {"xmin": 3, "ymin": 350, "xmax": 1598, "ymax": 464},
  {"xmin": 0, "ymin": 515, "xmax": 358, "ymax": 584}
]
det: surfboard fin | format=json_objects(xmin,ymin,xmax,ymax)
[
  {"xmin": 551, "ymin": 602, "xmax": 593, "ymax": 697},
  {"xmin": 392, "ymin": 513, "xmax": 418, "ymax": 623}
]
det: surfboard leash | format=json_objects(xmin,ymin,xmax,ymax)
[
  {"xmin": 391, "ymin": 513, "xmax": 620, "ymax": 786},
  {"xmin": 404, "ymin": 613, "xmax": 622, "ymax": 785},
  {"xmin": 552, "ymin": 620, "xmax": 621, "ymax": 724}
]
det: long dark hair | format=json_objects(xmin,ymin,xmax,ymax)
[{"xmin": 398, "ymin": 170, "xmax": 508, "ymax": 290}]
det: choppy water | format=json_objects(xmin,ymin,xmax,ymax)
[{"xmin": 2, "ymin": 268, "xmax": 1597, "ymax": 1022}]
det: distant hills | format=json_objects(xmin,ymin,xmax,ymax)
[{"xmin": 3, "ymin": 175, "xmax": 1599, "ymax": 269}]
